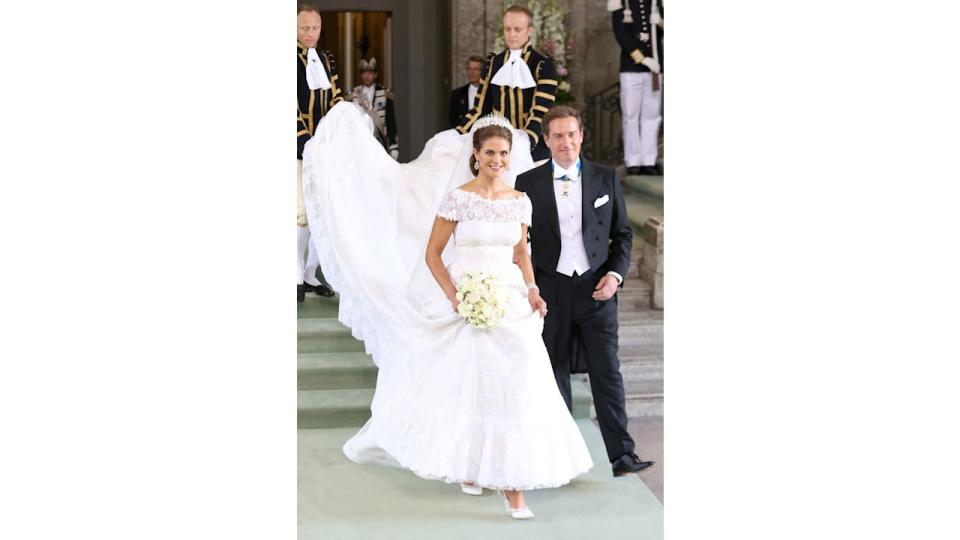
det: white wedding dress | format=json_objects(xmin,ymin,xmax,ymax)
[{"xmin": 302, "ymin": 102, "xmax": 592, "ymax": 490}]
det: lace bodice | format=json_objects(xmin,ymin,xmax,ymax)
[
  {"xmin": 437, "ymin": 189, "xmax": 532, "ymax": 226},
  {"xmin": 436, "ymin": 189, "xmax": 532, "ymax": 270}
]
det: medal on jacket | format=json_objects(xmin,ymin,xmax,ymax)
[{"xmin": 560, "ymin": 176, "xmax": 571, "ymax": 197}]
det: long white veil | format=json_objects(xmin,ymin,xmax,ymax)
[{"xmin": 301, "ymin": 101, "xmax": 535, "ymax": 464}]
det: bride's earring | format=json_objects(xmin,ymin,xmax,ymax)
[{"xmin": 473, "ymin": 161, "xmax": 480, "ymax": 171}]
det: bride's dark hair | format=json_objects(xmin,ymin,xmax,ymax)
[{"xmin": 468, "ymin": 125, "xmax": 513, "ymax": 176}]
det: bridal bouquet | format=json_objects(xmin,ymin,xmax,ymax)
[{"xmin": 455, "ymin": 271, "xmax": 508, "ymax": 329}]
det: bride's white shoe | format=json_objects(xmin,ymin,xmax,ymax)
[
  {"xmin": 460, "ymin": 483, "xmax": 483, "ymax": 496},
  {"xmin": 497, "ymin": 490, "xmax": 534, "ymax": 520}
]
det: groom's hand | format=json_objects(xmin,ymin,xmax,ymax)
[{"xmin": 592, "ymin": 275, "xmax": 619, "ymax": 301}]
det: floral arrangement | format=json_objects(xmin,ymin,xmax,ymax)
[
  {"xmin": 456, "ymin": 271, "xmax": 509, "ymax": 329},
  {"xmin": 494, "ymin": 0, "xmax": 576, "ymax": 104}
]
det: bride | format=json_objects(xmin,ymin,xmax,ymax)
[{"xmin": 301, "ymin": 105, "xmax": 592, "ymax": 519}]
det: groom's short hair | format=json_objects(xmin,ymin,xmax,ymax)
[
  {"xmin": 504, "ymin": 5, "xmax": 534, "ymax": 26},
  {"xmin": 542, "ymin": 105, "xmax": 584, "ymax": 135},
  {"xmin": 298, "ymin": 4, "xmax": 319, "ymax": 15}
]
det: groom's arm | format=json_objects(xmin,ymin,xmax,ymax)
[{"xmin": 606, "ymin": 168, "xmax": 633, "ymax": 282}]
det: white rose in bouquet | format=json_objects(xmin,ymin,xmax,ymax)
[{"xmin": 455, "ymin": 271, "xmax": 508, "ymax": 329}]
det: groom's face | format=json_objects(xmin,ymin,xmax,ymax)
[{"xmin": 544, "ymin": 117, "xmax": 583, "ymax": 166}]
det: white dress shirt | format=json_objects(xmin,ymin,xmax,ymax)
[
  {"xmin": 553, "ymin": 159, "xmax": 590, "ymax": 277},
  {"xmin": 467, "ymin": 83, "xmax": 479, "ymax": 109},
  {"xmin": 552, "ymin": 159, "xmax": 624, "ymax": 285}
]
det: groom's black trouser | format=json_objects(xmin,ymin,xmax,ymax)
[{"xmin": 536, "ymin": 267, "xmax": 636, "ymax": 462}]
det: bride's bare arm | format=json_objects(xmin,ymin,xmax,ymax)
[
  {"xmin": 425, "ymin": 216, "xmax": 459, "ymax": 307},
  {"xmin": 513, "ymin": 224, "xmax": 536, "ymax": 285},
  {"xmin": 514, "ymin": 224, "xmax": 547, "ymax": 317}
]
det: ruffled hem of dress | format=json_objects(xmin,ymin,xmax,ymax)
[
  {"xmin": 397, "ymin": 462, "xmax": 593, "ymax": 492},
  {"xmin": 365, "ymin": 404, "xmax": 595, "ymax": 491}
]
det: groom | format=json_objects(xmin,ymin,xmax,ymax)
[{"xmin": 515, "ymin": 105, "xmax": 655, "ymax": 476}]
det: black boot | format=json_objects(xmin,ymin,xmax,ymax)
[{"xmin": 297, "ymin": 284, "xmax": 306, "ymax": 303}]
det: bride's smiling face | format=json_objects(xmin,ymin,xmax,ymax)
[{"xmin": 474, "ymin": 137, "xmax": 511, "ymax": 177}]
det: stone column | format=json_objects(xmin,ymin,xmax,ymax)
[{"xmin": 640, "ymin": 217, "xmax": 663, "ymax": 309}]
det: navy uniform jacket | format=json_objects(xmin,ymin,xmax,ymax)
[
  {"xmin": 612, "ymin": 0, "xmax": 664, "ymax": 74},
  {"xmin": 455, "ymin": 42, "xmax": 557, "ymax": 151},
  {"xmin": 448, "ymin": 84, "xmax": 472, "ymax": 129},
  {"xmin": 297, "ymin": 43, "xmax": 343, "ymax": 159}
]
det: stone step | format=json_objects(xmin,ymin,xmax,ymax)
[
  {"xmin": 625, "ymin": 394, "xmax": 664, "ymax": 417},
  {"xmin": 617, "ymin": 324, "xmax": 664, "ymax": 343},
  {"xmin": 297, "ymin": 318, "xmax": 366, "ymax": 353},
  {"xmin": 298, "ymin": 352, "xmax": 378, "ymax": 390},
  {"xmin": 619, "ymin": 348, "xmax": 664, "ymax": 365},
  {"xmin": 623, "ymin": 191, "xmax": 663, "ymax": 233},
  {"xmin": 297, "ymin": 293, "xmax": 340, "ymax": 318},
  {"xmin": 298, "ymin": 378, "xmax": 596, "ymax": 430},
  {"xmin": 617, "ymin": 291, "xmax": 653, "ymax": 310},
  {"xmin": 622, "ymin": 174, "xmax": 664, "ymax": 199},
  {"xmin": 621, "ymin": 364, "xmax": 663, "ymax": 394},
  {"xmin": 298, "ymin": 388, "xmax": 375, "ymax": 429}
]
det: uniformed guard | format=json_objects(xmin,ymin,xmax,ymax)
[
  {"xmin": 351, "ymin": 58, "xmax": 399, "ymax": 160},
  {"xmin": 456, "ymin": 5, "xmax": 558, "ymax": 162},
  {"xmin": 297, "ymin": 4, "xmax": 342, "ymax": 302},
  {"xmin": 610, "ymin": 0, "xmax": 663, "ymax": 176}
]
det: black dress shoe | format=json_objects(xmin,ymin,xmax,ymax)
[
  {"xmin": 637, "ymin": 165, "xmax": 660, "ymax": 176},
  {"xmin": 611, "ymin": 452, "xmax": 655, "ymax": 476},
  {"xmin": 313, "ymin": 282, "xmax": 335, "ymax": 297},
  {"xmin": 297, "ymin": 284, "xmax": 306, "ymax": 303},
  {"xmin": 626, "ymin": 166, "xmax": 643, "ymax": 176}
]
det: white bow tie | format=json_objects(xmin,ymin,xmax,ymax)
[
  {"xmin": 490, "ymin": 49, "xmax": 536, "ymax": 89},
  {"xmin": 306, "ymin": 48, "xmax": 332, "ymax": 91},
  {"xmin": 553, "ymin": 162, "xmax": 581, "ymax": 181}
]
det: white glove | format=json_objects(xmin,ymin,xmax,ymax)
[
  {"xmin": 389, "ymin": 148, "xmax": 399, "ymax": 160},
  {"xmin": 641, "ymin": 57, "xmax": 661, "ymax": 74}
]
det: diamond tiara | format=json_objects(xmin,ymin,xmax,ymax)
[{"xmin": 470, "ymin": 113, "xmax": 513, "ymax": 133}]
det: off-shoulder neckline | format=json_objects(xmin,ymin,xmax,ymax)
[{"xmin": 454, "ymin": 189, "xmax": 527, "ymax": 202}]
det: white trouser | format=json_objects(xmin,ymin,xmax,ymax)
[
  {"xmin": 619, "ymin": 72, "xmax": 663, "ymax": 167},
  {"xmin": 297, "ymin": 158, "xmax": 320, "ymax": 286},
  {"xmin": 297, "ymin": 225, "xmax": 321, "ymax": 286}
]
